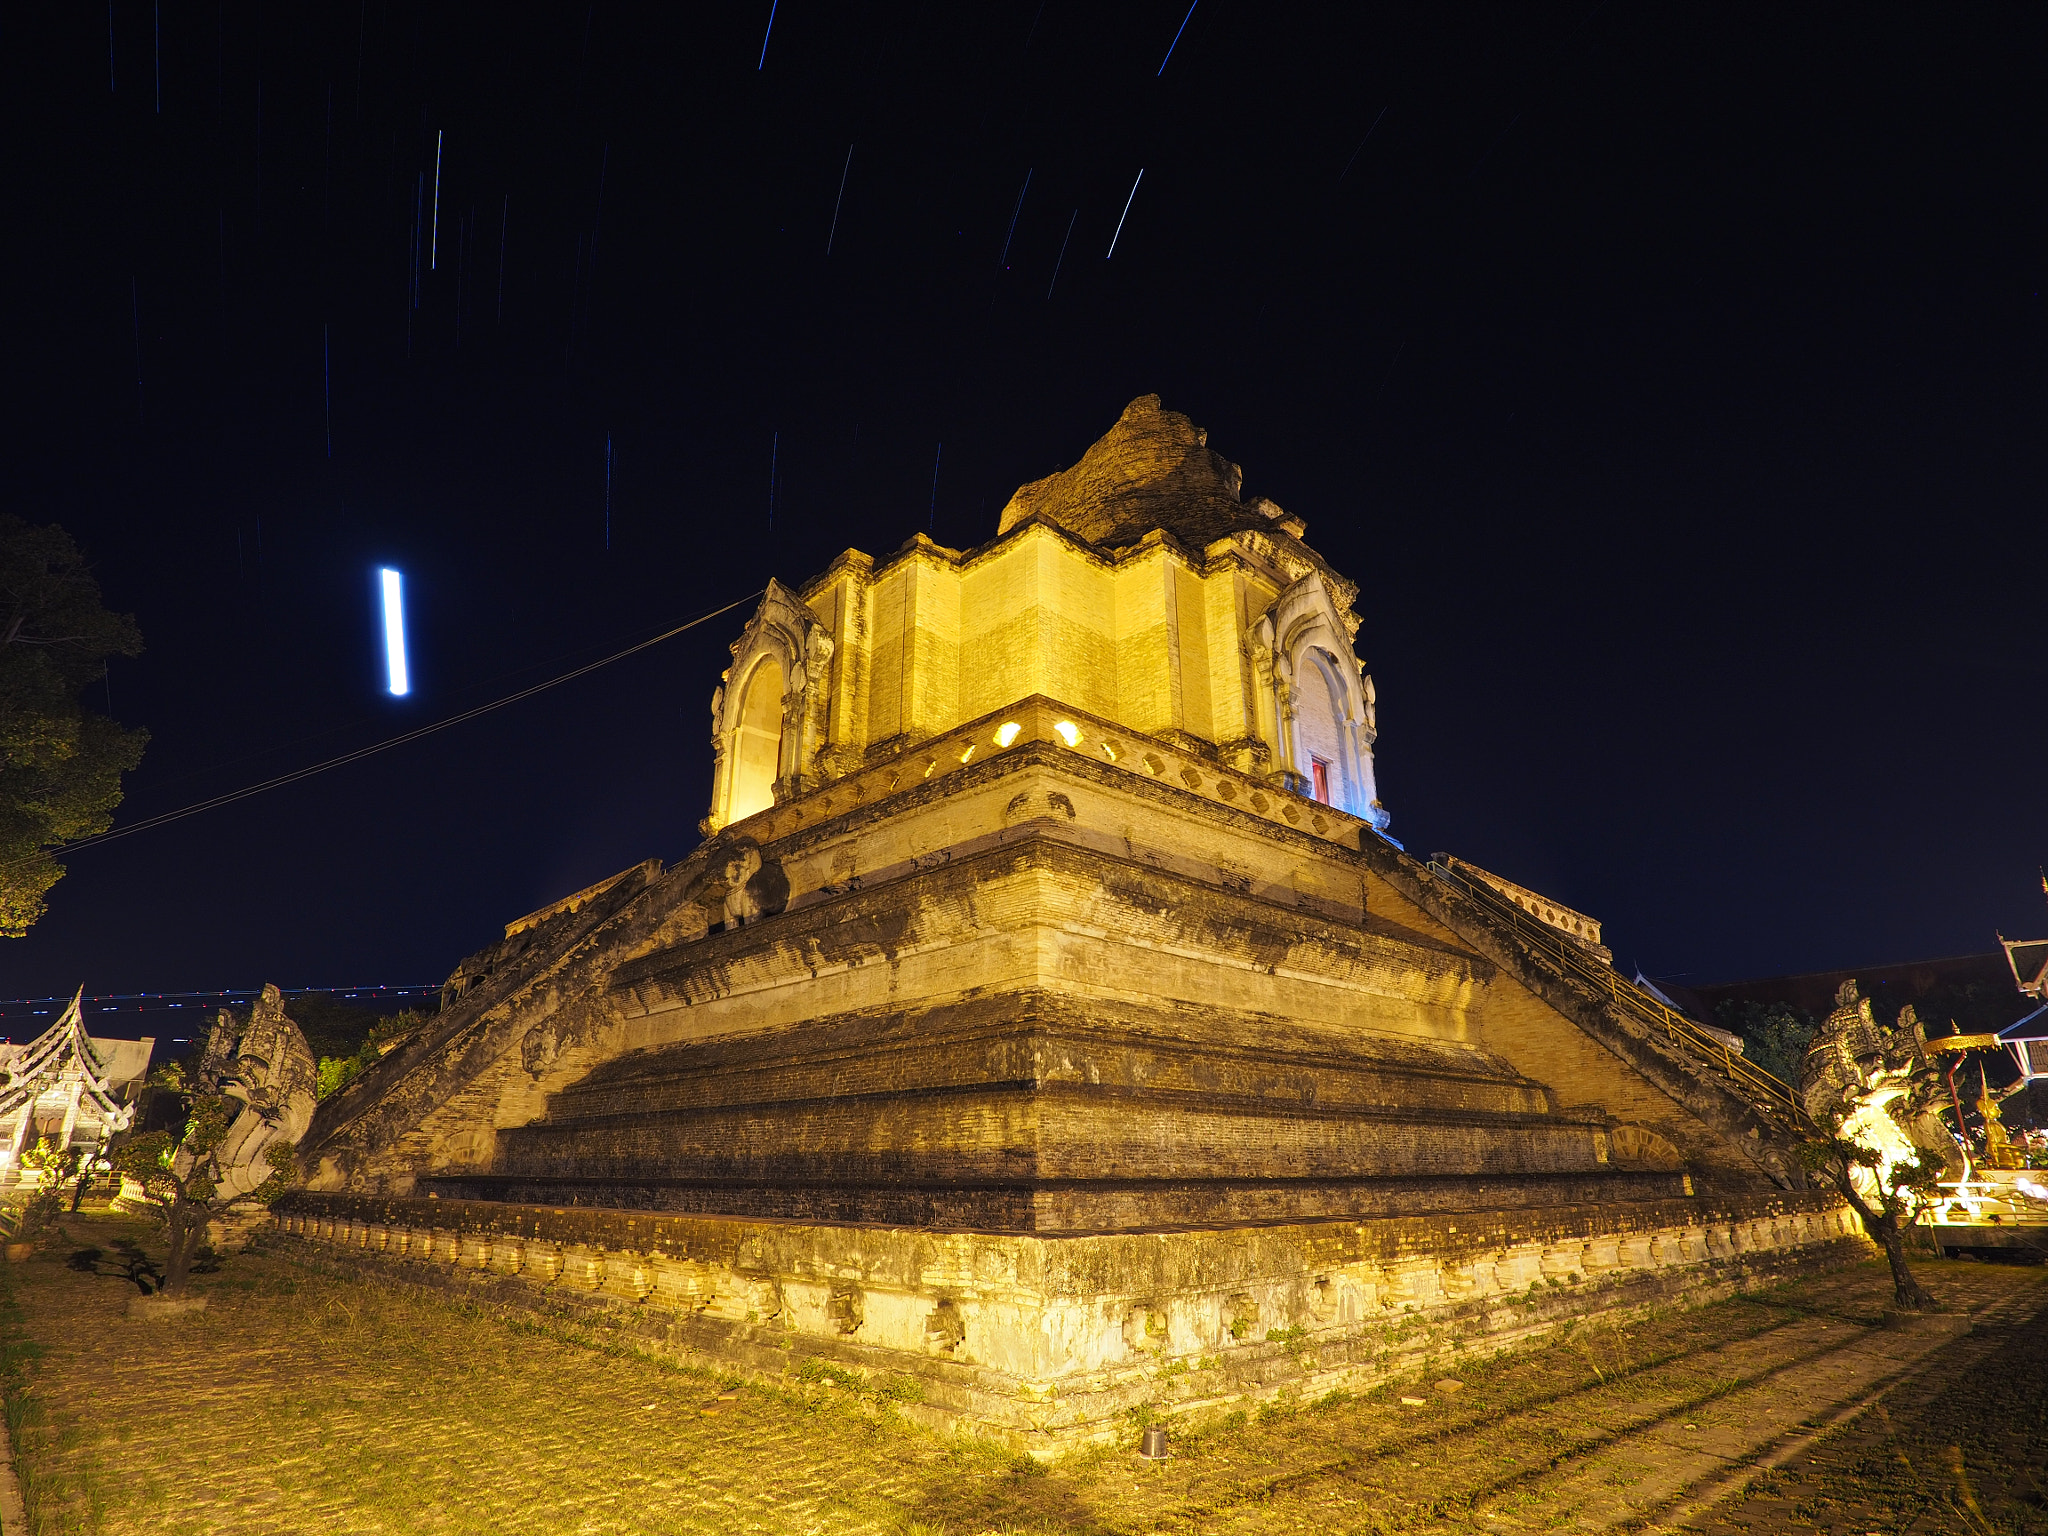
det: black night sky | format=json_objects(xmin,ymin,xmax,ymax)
[{"xmin": 4, "ymin": 3, "xmax": 2044, "ymax": 1012}]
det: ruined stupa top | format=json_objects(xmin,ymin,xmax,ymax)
[{"xmin": 996, "ymin": 395, "xmax": 1277, "ymax": 551}]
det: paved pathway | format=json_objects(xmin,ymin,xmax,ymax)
[{"xmin": 3, "ymin": 1215, "xmax": 2040, "ymax": 1535}]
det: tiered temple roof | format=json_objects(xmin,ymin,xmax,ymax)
[{"xmin": 0, "ymin": 991, "xmax": 151, "ymax": 1179}]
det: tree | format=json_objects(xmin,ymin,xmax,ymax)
[
  {"xmin": 67, "ymin": 1145, "xmax": 97, "ymax": 1213},
  {"xmin": 110, "ymin": 1087, "xmax": 300, "ymax": 1297},
  {"xmin": 1800, "ymin": 984, "xmax": 1955, "ymax": 1312},
  {"xmin": 0, "ymin": 515, "xmax": 147, "ymax": 936},
  {"xmin": 108, "ymin": 989, "xmax": 315, "ymax": 1296},
  {"xmin": 110, "ymin": 1117, "xmax": 297, "ymax": 1297},
  {"xmin": 1799, "ymin": 1134, "xmax": 1943, "ymax": 1311}
]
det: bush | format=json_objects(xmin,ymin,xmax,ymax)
[
  {"xmin": 1, "ymin": 1140, "xmax": 74, "ymax": 1249},
  {"xmin": 316, "ymin": 1009, "xmax": 427, "ymax": 1100}
]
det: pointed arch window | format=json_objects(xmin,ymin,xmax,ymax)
[
  {"xmin": 727, "ymin": 655, "xmax": 785, "ymax": 823},
  {"xmin": 1293, "ymin": 649, "xmax": 1351, "ymax": 812}
]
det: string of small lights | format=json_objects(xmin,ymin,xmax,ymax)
[{"xmin": 0, "ymin": 985, "xmax": 436, "ymax": 1040}]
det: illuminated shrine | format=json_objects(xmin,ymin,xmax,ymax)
[
  {"xmin": 282, "ymin": 397, "xmax": 1863, "ymax": 1450},
  {"xmin": 0, "ymin": 991, "xmax": 151, "ymax": 1184},
  {"xmin": 1918, "ymin": 901, "xmax": 2048, "ymax": 1254}
]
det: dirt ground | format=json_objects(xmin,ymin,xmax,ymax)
[{"xmin": 3, "ymin": 1211, "xmax": 2042, "ymax": 1535}]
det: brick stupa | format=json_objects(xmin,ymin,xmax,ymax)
[{"xmin": 283, "ymin": 397, "xmax": 1858, "ymax": 1451}]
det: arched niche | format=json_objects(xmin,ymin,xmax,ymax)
[
  {"xmin": 1251, "ymin": 572, "xmax": 1389, "ymax": 829},
  {"xmin": 706, "ymin": 580, "xmax": 834, "ymax": 833},
  {"xmin": 726, "ymin": 654, "xmax": 785, "ymax": 823},
  {"xmin": 1292, "ymin": 647, "xmax": 1352, "ymax": 808},
  {"xmin": 1606, "ymin": 1124, "xmax": 1685, "ymax": 1170}
]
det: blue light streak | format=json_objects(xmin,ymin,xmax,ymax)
[
  {"xmin": 826, "ymin": 143, "xmax": 854, "ymax": 256},
  {"xmin": 1157, "ymin": 1, "xmax": 1198, "ymax": 76},
  {"xmin": 379, "ymin": 568, "xmax": 410, "ymax": 696},
  {"xmin": 1047, "ymin": 207, "xmax": 1077, "ymax": 300},
  {"xmin": 1107, "ymin": 169, "xmax": 1144, "ymax": 259},
  {"xmin": 431, "ymin": 130, "xmax": 443, "ymax": 269}
]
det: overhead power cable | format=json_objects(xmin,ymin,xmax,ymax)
[
  {"xmin": 149, "ymin": 600, "xmax": 747, "ymax": 799},
  {"xmin": 21, "ymin": 590, "xmax": 764, "ymax": 868}
]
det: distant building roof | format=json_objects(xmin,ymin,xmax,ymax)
[
  {"xmin": 1691, "ymin": 952, "xmax": 2012, "ymax": 1019},
  {"xmin": 2002, "ymin": 936, "xmax": 2048, "ymax": 999}
]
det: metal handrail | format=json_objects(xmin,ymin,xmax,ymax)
[{"xmin": 1424, "ymin": 860, "xmax": 1811, "ymax": 1132}]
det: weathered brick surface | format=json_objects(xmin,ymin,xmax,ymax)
[
  {"xmin": 273, "ymin": 1188, "xmax": 1866, "ymax": 1453},
  {"xmin": 6, "ymin": 1216, "xmax": 2039, "ymax": 1535}
]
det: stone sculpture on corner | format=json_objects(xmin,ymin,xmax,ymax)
[
  {"xmin": 1799, "ymin": 982, "xmax": 1955, "ymax": 1199},
  {"xmin": 191, "ymin": 984, "xmax": 319, "ymax": 1205}
]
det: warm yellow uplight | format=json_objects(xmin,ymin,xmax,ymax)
[
  {"xmin": 1053, "ymin": 721, "xmax": 1080, "ymax": 747},
  {"xmin": 995, "ymin": 722, "xmax": 1022, "ymax": 748}
]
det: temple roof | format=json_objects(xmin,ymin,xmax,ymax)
[
  {"xmin": 996, "ymin": 395, "xmax": 1280, "ymax": 551},
  {"xmin": 0, "ymin": 990, "xmax": 139, "ymax": 1141}
]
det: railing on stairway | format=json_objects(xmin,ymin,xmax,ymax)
[{"xmin": 1423, "ymin": 859, "xmax": 1812, "ymax": 1134}]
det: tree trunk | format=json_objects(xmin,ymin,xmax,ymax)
[
  {"xmin": 160, "ymin": 1200, "xmax": 208, "ymax": 1296},
  {"xmin": 1872, "ymin": 1211, "xmax": 1938, "ymax": 1311},
  {"xmin": 1832, "ymin": 1169, "xmax": 1938, "ymax": 1312}
]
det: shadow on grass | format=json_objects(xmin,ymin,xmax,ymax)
[{"xmin": 1687, "ymin": 1267, "xmax": 2048, "ymax": 1536}]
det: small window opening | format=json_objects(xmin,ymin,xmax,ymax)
[{"xmin": 1310, "ymin": 757, "xmax": 1331, "ymax": 805}]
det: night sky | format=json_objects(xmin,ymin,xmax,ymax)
[{"xmin": 5, "ymin": 3, "xmax": 2045, "ymax": 1013}]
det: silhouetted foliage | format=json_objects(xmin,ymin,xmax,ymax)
[
  {"xmin": 1714, "ymin": 999, "xmax": 1818, "ymax": 1087},
  {"xmin": 0, "ymin": 515, "xmax": 147, "ymax": 936}
]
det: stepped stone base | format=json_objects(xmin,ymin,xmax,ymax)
[
  {"xmin": 273, "ymin": 1189, "xmax": 1868, "ymax": 1455},
  {"xmin": 427, "ymin": 985, "xmax": 1694, "ymax": 1232}
]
